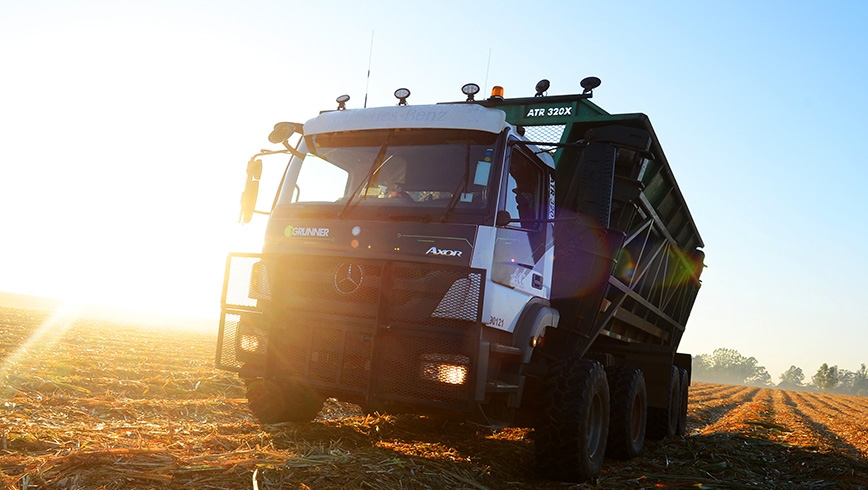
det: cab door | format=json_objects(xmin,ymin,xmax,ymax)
[{"xmin": 491, "ymin": 143, "xmax": 554, "ymax": 300}]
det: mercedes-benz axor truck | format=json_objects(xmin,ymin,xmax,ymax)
[{"xmin": 216, "ymin": 78, "xmax": 705, "ymax": 481}]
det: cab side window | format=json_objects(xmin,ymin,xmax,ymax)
[{"xmin": 505, "ymin": 150, "xmax": 543, "ymax": 227}]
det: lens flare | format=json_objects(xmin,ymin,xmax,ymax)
[{"xmin": 0, "ymin": 302, "xmax": 84, "ymax": 400}]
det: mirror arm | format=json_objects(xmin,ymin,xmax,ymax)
[
  {"xmin": 282, "ymin": 140, "xmax": 305, "ymax": 159},
  {"xmin": 253, "ymin": 146, "xmax": 304, "ymax": 160}
]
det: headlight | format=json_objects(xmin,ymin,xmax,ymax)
[
  {"xmin": 419, "ymin": 354, "xmax": 469, "ymax": 385},
  {"xmin": 236, "ymin": 320, "xmax": 267, "ymax": 356},
  {"xmin": 239, "ymin": 333, "xmax": 263, "ymax": 353}
]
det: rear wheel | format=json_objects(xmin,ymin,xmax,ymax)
[
  {"xmin": 646, "ymin": 365, "xmax": 680, "ymax": 440},
  {"xmin": 246, "ymin": 379, "xmax": 325, "ymax": 424},
  {"xmin": 676, "ymin": 368, "xmax": 689, "ymax": 436},
  {"xmin": 535, "ymin": 359, "xmax": 609, "ymax": 482},
  {"xmin": 605, "ymin": 366, "xmax": 646, "ymax": 459}
]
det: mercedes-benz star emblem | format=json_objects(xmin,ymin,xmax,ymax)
[{"xmin": 334, "ymin": 262, "xmax": 364, "ymax": 294}]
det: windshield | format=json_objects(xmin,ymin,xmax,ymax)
[{"xmin": 276, "ymin": 129, "xmax": 500, "ymax": 217}]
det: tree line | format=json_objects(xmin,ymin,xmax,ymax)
[{"xmin": 691, "ymin": 348, "xmax": 868, "ymax": 396}]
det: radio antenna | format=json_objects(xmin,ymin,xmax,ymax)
[
  {"xmin": 364, "ymin": 31, "xmax": 374, "ymax": 108},
  {"xmin": 483, "ymin": 48, "xmax": 492, "ymax": 96}
]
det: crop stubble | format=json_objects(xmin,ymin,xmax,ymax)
[{"xmin": 1, "ymin": 306, "xmax": 868, "ymax": 489}]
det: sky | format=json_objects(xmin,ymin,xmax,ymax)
[{"xmin": 1, "ymin": 0, "xmax": 867, "ymax": 380}]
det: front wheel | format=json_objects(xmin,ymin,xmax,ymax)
[
  {"xmin": 246, "ymin": 379, "xmax": 325, "ymax": 424},
  {"xmin": 535, "ymin": 359, "xmax": 609, "ymax": 482}
]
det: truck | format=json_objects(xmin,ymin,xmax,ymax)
[{"xmin": 216, "ymin": 77, "xmax": 705, "ymax": 482}]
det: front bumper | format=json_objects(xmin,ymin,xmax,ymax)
[{"xmin": 217, "ymin": 253, "xmax": 486, "ymax": 412}]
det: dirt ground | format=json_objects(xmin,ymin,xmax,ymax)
[{"xmin": 1, "ymin": 306, "xmax": 868, "ymax": 489}]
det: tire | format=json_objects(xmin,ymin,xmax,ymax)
[
  {"xmin": 605, "ymin": 366, "xmax": 646, "ymax": 459},
  {"xmin": 535, "ymin": 359, "xmax": 609, "ymax": 482},
  {"xmin": 676, "ymin": 368, "xmax": 689, "ymax": 436},
  {"xmin": 246, "ymin": 379, "xmax": 324, "ymax": 424},
  {"xmin": 646, "ymin": 365, "xmax": 680, "ymax": 440}
]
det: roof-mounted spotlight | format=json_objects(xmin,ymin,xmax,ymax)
[
  {"xmin": 535, "ymin": 79, "xmax": 550, "ymax": 97},
  {"xmin": 336, "ymin": 94, "xmax": 350, "ymax": 110},
  {"xmin": 580, "ymin": 76, "xmax": 601, "ymax": 96},
  {"xmin": 461, "ymin": 83, "xmax": 480, "ymax": 101},
  {"xmin": 394, "ymin": 88, "xmax": 411, "ymax": 106}
]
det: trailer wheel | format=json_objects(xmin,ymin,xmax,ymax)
[
  {"xmin": 246, "ymin": 379, "xmax": 324, "ymax": 424},
  {"xmin": 676, "ymin": 368, "xmax": 689, "ymax": 436},
  {"xmin": 604, "ymin": 366, "xmax": 646, "ymax": 459},
  {"xmin": 646, "ymin": 365, "xmax": 680, "ymax": 440},
  {"xmin": 535, "ymin": 359, "xmax": 609, "ymax": 482}
]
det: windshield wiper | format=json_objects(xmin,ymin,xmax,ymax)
[
  {"xmin": 338, "ymin": 138, "xmax": 390, "ymax": 219},
  {"xmin": 439, "ymin": 143, "xmax": 473, "ymax": 223}
]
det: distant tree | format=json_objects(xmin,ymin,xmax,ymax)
[
  {"xmin": 837, "ymin": 369, "xmax": 856, "ymax": 394},
  {"xmin": 746, "ymin": 366, "xmax": 772, "ymax": 387},
  {"xmin": 812, "ymin": 363, "xmax": 839, "ymax": 392},
  {"xmin": 693, "ymin": 354, "xmax": 713, "ymax": 380},
  {"xmin": 692, "ymin": 348, "xmax": 771, "ymax": 386},
  {"xmin": 778, "ymin": 365, "xmax": 805, "ymax": 389},
  {"xmin": 855, "ymin": 364, "xmax": 868, "ymax": 397},
  {"xmin": 835, "ymin": 364, "xmax": 868, "ymax": 396}
]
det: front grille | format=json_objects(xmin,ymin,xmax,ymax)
[
  {"xmin": 257, "ymin": 255, "xmax": 485, "ymax": 407},
  {"xmin": 275, "ymin": 256, "xmax": 383, "ymax": 320},
  {"xmin": 273, "ymin": 256, "xmax": 482, "ymax": 327}
]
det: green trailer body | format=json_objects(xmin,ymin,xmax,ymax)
[{"xmin": 478, "ymin": 94, "xmax": 704, "ymax": 373}]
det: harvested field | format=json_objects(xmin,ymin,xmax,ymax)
[{"xmin": 2, "ymin": 305, "xmax": 868, "ymax": 489}]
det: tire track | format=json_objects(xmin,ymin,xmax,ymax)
[
  {"xmin": 689, "ymin": 382, "xmax": 748, "ymax": 403},
  {"xmin": 692, "ymin": 385, "xmax": 763, "ymax": 434},
  {"xmin": 784, "ymin": 391, "xmax": 868, "ymax": 458},
  {"xmin": 774, "ymin": 390, "xmax": 868, "ymax": 459}
]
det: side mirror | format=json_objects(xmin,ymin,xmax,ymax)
[
  {"xmin": 268, "ymin": 122, "xmax": 301, "ymax": 145},
  {"xmin": 239, "ymin": 158, "xmax": 263, "ymax": 224},
  {"xmin": 247, "ymin": 158, "xmax": 262, "ymax": 180},
  {"xmin": 239, "ymin": 181, "xmax": 259, "ymax": 224}
]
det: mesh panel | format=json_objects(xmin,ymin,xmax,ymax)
[
  {"xmin": 390, "ymin": 267, "xmax": 481, "ymax": 328},
  {"xmin": 378, "ymin": 334, "xmax": 472, "ymax": 405},
  {"xmin": 224, "ymin": 255, "xmax": 261, "ymax": 308},
  {"xmin": 216, "ymin": 312, "xmax": 267, "ymax": 374},
  {"xmin": 271, "ymin": 325, "xmax": 373, "ymax": 391},
  {"xmin": 523, "ymin": 124, "xmax": 566, "ymax": 152},
  {"xmin": 217, "ymin": 313, "xmax": 243, "ymax": 370},
  {"xmin": 342, "ymin": 332, "xmax": 373, "ymax": 388},
  {"xmin": 309, "ymin": 328, "xmax": 342, "ymax": 383},
  {"xmin": 218, "ymin": 254, "xmax": 269, "ymax": 374},
  {"xmin": 273, "ymin": 323, "xmax": 312, "ymax": 377}
]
